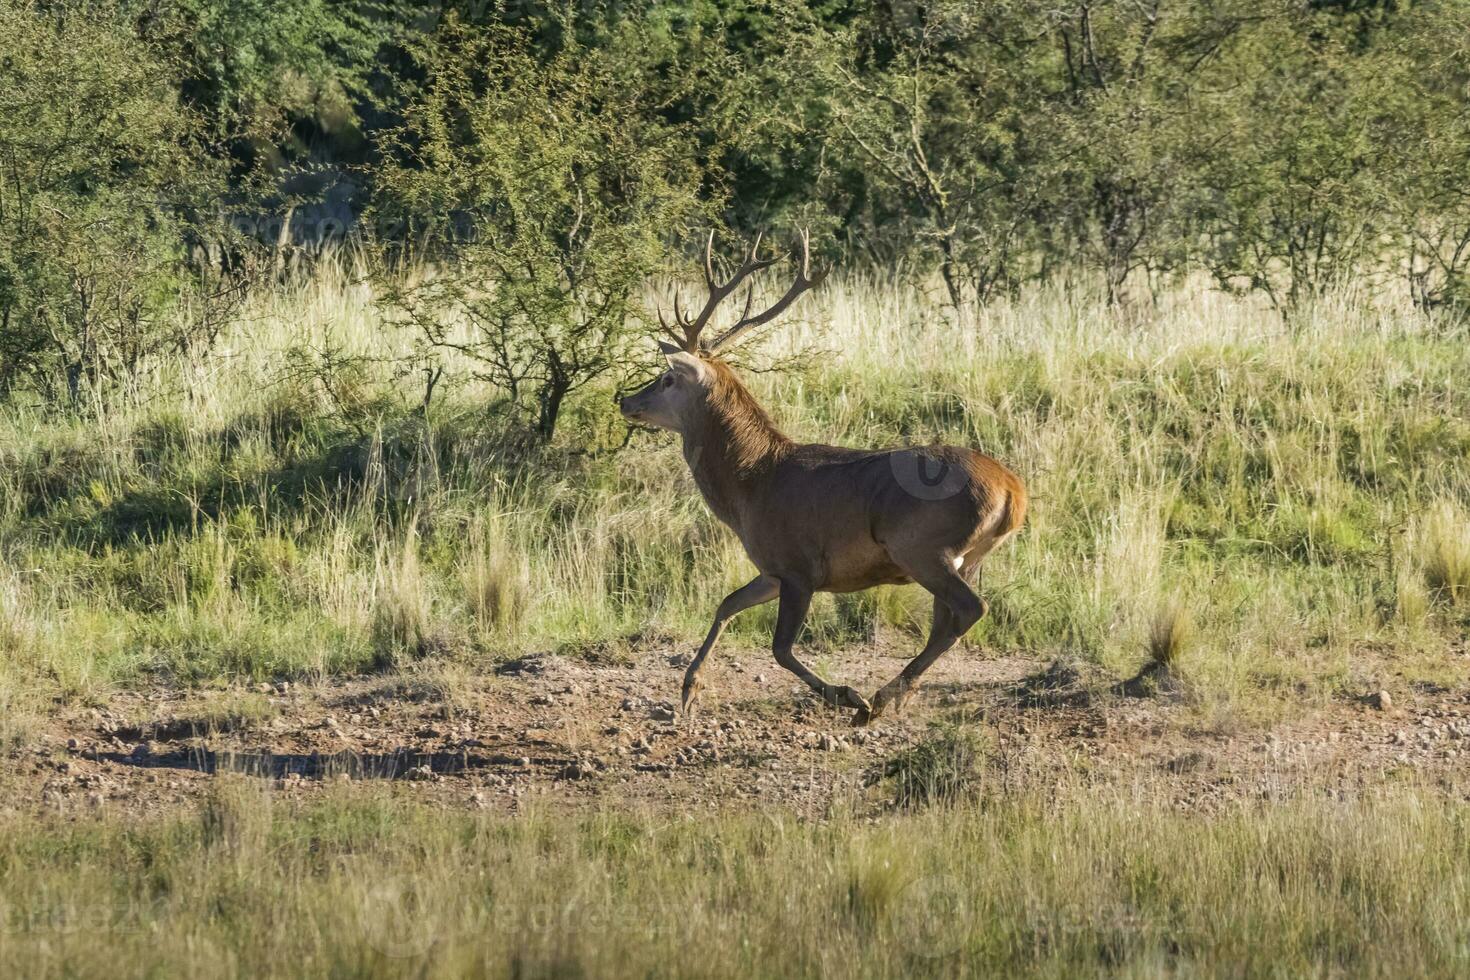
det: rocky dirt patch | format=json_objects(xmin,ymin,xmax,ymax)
[{"xmin": 6, "ymin": 642, "xmax": 1470, "ymax": 819}]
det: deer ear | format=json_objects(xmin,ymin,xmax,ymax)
[
  {"xmin": 665, "ymin": 350, "xmax": 708, "ymax": 384},
  {"xmin": 657, "ymin": 340, "xmax": 683, "ymax": 356}
]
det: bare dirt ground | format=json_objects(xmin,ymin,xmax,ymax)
[{"xmin": 7, "ymin": 638, "xmax": 1470, "ymax": 820}]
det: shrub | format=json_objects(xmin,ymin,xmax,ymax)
[
  {"xmin": 0, "ymin": 1, "xmax": 239, "ymax": 402},
  {"xmin": 880, "ymin": 725, "xmax": 989, "ymax": 810},
  {"xmin": 371, "ymin": 13, "xmax": 709, "ymax": 442}
]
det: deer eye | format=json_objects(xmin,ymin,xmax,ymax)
[{"xmin": 661, "ymin": 374, "xmax": 674, "ymax": 388}]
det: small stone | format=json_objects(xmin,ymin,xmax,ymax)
[
  {"xmin": 818, "ymin": 734, "xmax": 846, "ymax": 752},
  {"xmin": 1367, "ymin": 690, "xmax": 1392, "ymax": 712},
  {"xmin": 754, "ymin": 674, "xmax": 767, "ymax": 684}
]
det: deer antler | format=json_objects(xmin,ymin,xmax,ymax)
[{"xmin": 661, "ymin": 230, "xmax": 826, "ymax": 354}]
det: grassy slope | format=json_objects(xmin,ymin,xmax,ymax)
[
  {"xmin": 3, "ymin": 275, "xmax": 1470, "ymax": 977},
  {"xmin": 3, "ymin": 275, "xmax": 1466, "ymax": 728}
]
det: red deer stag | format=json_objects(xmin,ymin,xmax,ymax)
[{"xmin": 619, "ymin": 233, "xmax": 1026, "ymax": 725}]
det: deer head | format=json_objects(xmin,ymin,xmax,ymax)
[{"xmin": 619, "ymin": 231, "xmax": 826, "ymax": 432}]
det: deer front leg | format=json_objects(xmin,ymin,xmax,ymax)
[
  {"xmin": 772, "ymin": 582, "xmax": 872, "ymax": 714},
  {"xmin": 682, "ymin": 575, "xmax": 780, "ymax": 715}
]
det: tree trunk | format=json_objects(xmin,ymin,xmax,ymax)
[
  {"xmin": 535, "ymin": 353, "xmax": 571, "ymax": 443},
  {"xmin": 938, "ymin": 234, "xmax": 966, "ymax": 311}
]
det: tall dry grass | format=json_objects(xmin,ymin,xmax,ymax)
[
  {"xmin": 0, "ymin": 776, "xmax": 1465, "ymax": 978},
  {"xmin": 1, "ymin": 267, "xmax": 1467, "ymax": 724}
]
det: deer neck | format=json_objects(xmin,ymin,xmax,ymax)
[{"xmin": 681, "ymin": 381, "xmax": 790, "ymax": 527}]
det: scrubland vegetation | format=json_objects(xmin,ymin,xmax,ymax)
[
  {"xmin": 4, "ymin": 1, "xmax": 1470, "ymax": 976},
  {"xmin": 3, "ymin": 274, "xmax": 1468, "ymax": 727},
  {"xmin": 4, "ymin": 272, "xmax": 1467, "ymax": 974}
]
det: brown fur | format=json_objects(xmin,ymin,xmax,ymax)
[
  {"xmin": 621, "ymin": 352, "xmax": 1026, "ymax": 725},
  {"xmin": 683, "ymin": 360, "xmax": 793, "ymax": 522}
]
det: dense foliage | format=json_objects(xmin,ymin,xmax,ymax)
[{"xmin": 2, "ymin": 0, "xmax": 1469, "ymax": 420}]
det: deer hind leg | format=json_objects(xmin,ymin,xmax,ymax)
[
  {"xmin": 771, "ymin": 581, "xmax": 872, "ymax": 714},
  {"xmin": 854, "ymin": 557, "xmax": 986, "ymax": 727},
  {"xmin": 682, "ymin": 575, "xmax": 780, "ymax": 715}
]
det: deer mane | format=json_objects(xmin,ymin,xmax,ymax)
[{"xmin": 696, "ymin": 359, "xmax": 791, "ymax": 476}]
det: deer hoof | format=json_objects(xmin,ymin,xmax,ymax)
[
  {"xmin": 825, "ymin": 686, "xmax": 872, "ymax": 713},
  {"xmin": 681, "ymin": 680, "xmax": 703, "ymax": 715},
  {"xmin": 866, "ymin": 684, "xmax": 908, "ymax": 722},
  {"xmin": 853, "ymin": 692, "xmax": 894, "ymax": 727}
]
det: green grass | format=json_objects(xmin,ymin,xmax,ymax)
[
  {"xmin": 0, "ymin": 777, "xmax": 1465, "ymax": 978},
  {"xmin": 1, "ymin": 272, "xmax": 1468, "ymax": 723},
  {"xmin": 4, "ymin": 275, "xmax": 1470, "ymax": 976}
]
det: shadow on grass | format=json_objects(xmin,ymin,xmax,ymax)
[
  {"xmin": 1000, "ymin": 658, "xmax": 1102, "ymax": 708},
  {"xmin": 25, "ymin": 407, "xmax": 527, "ymax": 548},
  {"xmin": 102, "ymin": 746, "xmax": 561, "ymax": 780},
  {"xmin": 80, "ymin": 440, "xmax": 376, "ymax": 545},
  {"xmin": 986, "ymin": 656, "xmax": 1186, "ymax": 708},
  {"xmin": 110, "ymin": 715, "xmax": 266, "ymax": 742}
]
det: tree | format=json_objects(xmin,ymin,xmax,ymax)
[
  {"xmin": 371, "ymin": 14, "xmax": 710, "ymax": 442},
  {"xmin": 1042, "ymin": 1, "xmax": 1239, "ymax": 304},
  {"xmin": 767, "ymin": 0, "xmax": 1058, "ymax": 309},
  {"xmin": 1189, "ymin": 5, "xmax": 1392, "ymax": 311},
  {"xmin": 1375, "ymin": 2, "xmax": 1470, "ymax": 313},
  {"xmin": 0, "ymin": 1, "xmax": 234, "ymax": 402}
]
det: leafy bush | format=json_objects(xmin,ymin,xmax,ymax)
[
  {"xmin": 370, "ymin": 13, "xmax": 710, "ymax": 441},
  {"xmin": 0, "ymin": 1, "xmax": 241, "ymax": 402}
]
